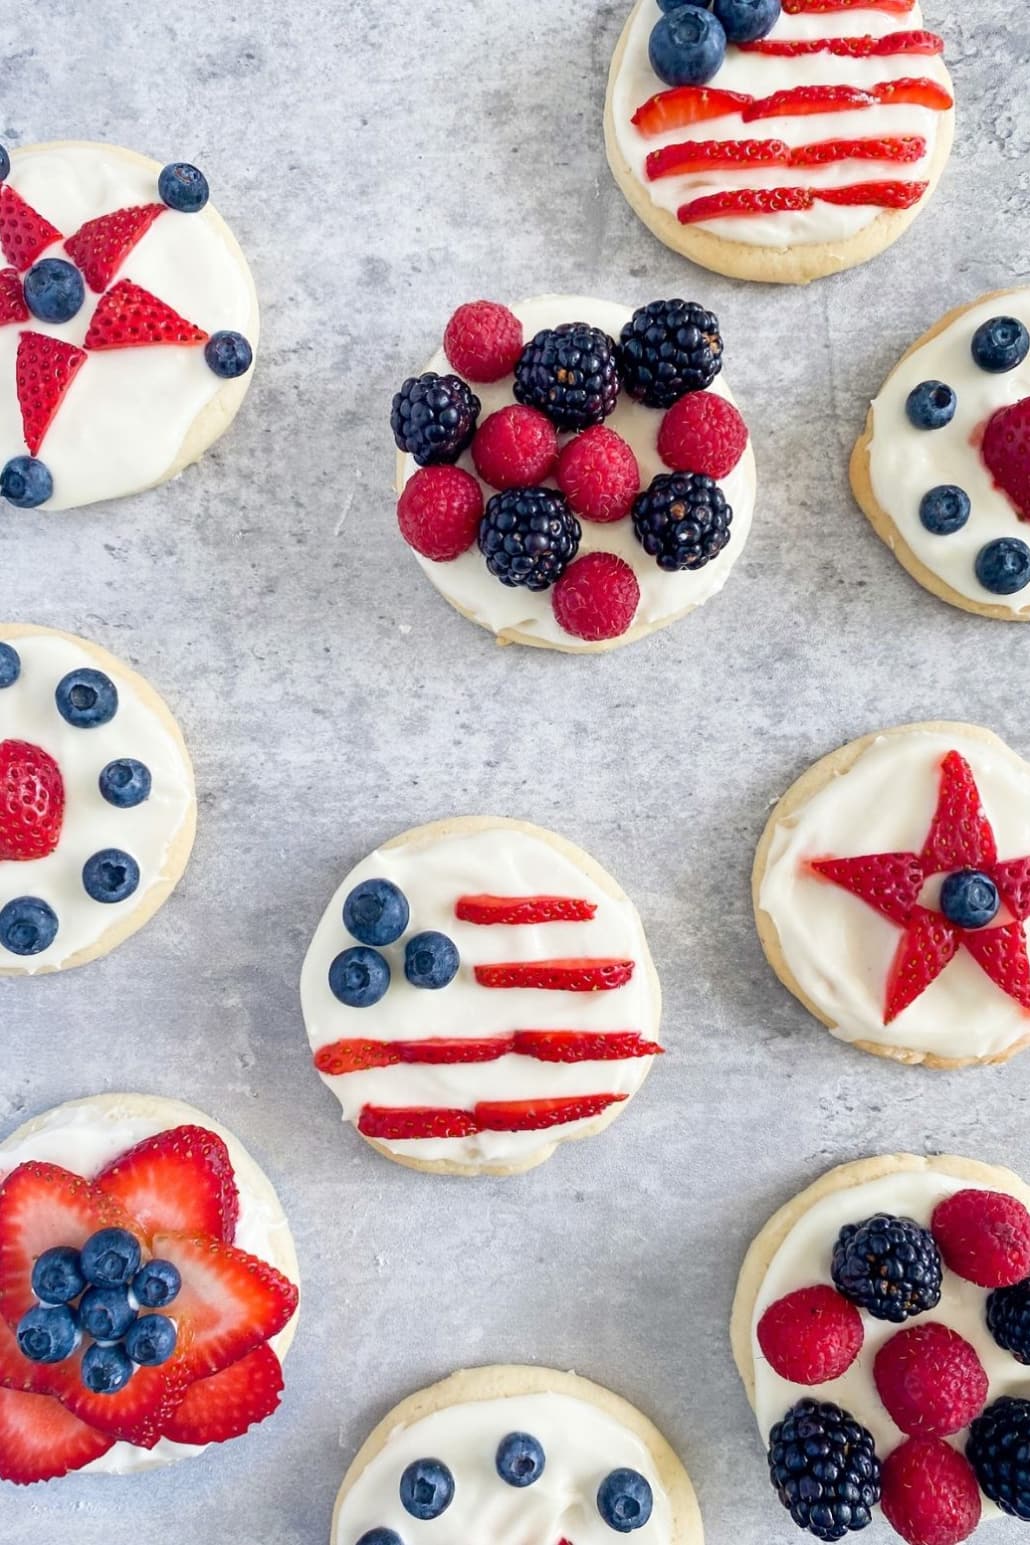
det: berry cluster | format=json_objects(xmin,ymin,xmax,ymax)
[
  {"xmin": 649, "ymin": 1, "xmax": 781, "ymax": 90},
  {"xmin": 328, "ymin": 877, "xmax": 460, "ymax": 1009}
]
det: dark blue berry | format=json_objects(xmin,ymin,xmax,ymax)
[
  {"xmin": 972, "ymin": 316, "xmax": 1030, "ymax": 374},
  {"xmin": 633, "ymin": 471, "xmax": 732, "ymax": 572},
  {"xmin": 132, "ymin": 1259, "xmax": 181, "ymax": 1309},
  {"xmin": 769, "ymin": 1400, "xmax": 881, "ymax": 1540},
  {"xmin": 0, "ymin": 897, "xmax": 58, "ymax": 955},
  {"xmin": 78, "ymin": 1286, "xmax": 137, "ymax": 1343},
  {"xmin": 82, "ymin": 848, "xmax": 140, "ymax": 904},
  {"xmin": 479, "ymin": 486, "xmax": 581, "ymax": 590},
  {"xmin": 905, "ymin": 380, "xmax": 957, "ymax": 430},
  {"xmin": 496, "ymin": 1431, "xmax": 546, "ymax": 1488},
  {"xmin": 649, "ymin": 6, "xmax": 726, "ymax": 87},
  {"xmin": 968, "ymin": 1397, "xmax": 1030, "ymax": 1519},
  {"xmin": 343, "ymin": 878, "xmax": 410, "ymax": 947},
  {"xmin": 81, "ymin": 1341, "xmax": 134, "ymax": 1395},
  {"xmin": 940, "ymin": 869, "xmax": 1000, "ymax": 929},
  {"xmin": 55, "ymin": 668, "xmax": 118, "ymax": 728},
  {"xmin": 356, "ymin": 1533, "xmax": 403, "ymax": 1545},
  {"xmin": 16, "ymin": 1304, "xmax": 79, "ymax": 1363},
  {"xmin": 0, "ymin": 146, "xmax": 9, "ymax": 183},
  {"xmin": 392, "ymin": 373, "xmax": 481, "ymax": 466},
  {"xmin": 514, "ymin": 324, "xmax": 620, "ymax": 430},
  {"xmin": 919, "ymin": 485, "xmax": 970, "ymax": 535},
  {"xmin": 832, "ymin": 1214, "xmax": 941, "ymax": 1321},
  {"xmin": 404, "ymin": 931, "xmax": 459, "ymax": 990},
  {"xmin": 99, "ymin": 758, "xmax": 152, "ymax": 808},
  {"xmin": 328, "ymin": 946, "xmax": 390, "ymax": 1008},
  {"xmin": 31, "ymin": 1246, "xmax": 85, "ymax": 1305},
  {"xmin": 703, "ymin": 0, "xmax": 780, "ymax": 41},
  {"xmin": 124, "ymin": 1314, "xmax": 177, "ymax": 1366},
  {"xmin": 1, "ymin": 455, "xmax": 53, "ymax": 508},
  {"xmin": 205, "ymin": 330, "xmax": 253, "ymax": 379},
  {"xmin": 597, "ymin": 1468, "xmax": 654, "ymax": 1532},
  {"xmin": 987, "ymin": 1280, "xmax": 1030, "ymax": 1364},
  {"xmin": 81, "ymin": 1228, "xmax": 141, "ymax": 1289},
  {"xmin": 0, "ymin": 642, "xmax": 19, "ymax": 687},
  {"xmin": 977, "ymin": 538, "xmax": 1030, "ymax": 596},
  {"xmin": 158, "ymin": 161, "xmax": 209, "ymax": 213},
  {"xmin": 399, "ymin": 1458, "xmax": 454, "ymax": 1520},
  {"xmin": 23, "ymin": 258, "xmax": 85, "ymax": 324}
]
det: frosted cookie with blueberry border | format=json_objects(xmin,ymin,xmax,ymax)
[
  {"xmin": 391, "ymin": 295, "xmax": 755, "ymax": 651},
  {"xmin": 851, "ymin": 290, "xmax": 1030, "ymax": 616},
  {"xmin": 0, "ymin": 623, "xmax": 195, "ymax": 974},
  {"xmin": 605, "ymin": 0, "xmax": 954, "ymax": 286},
  {"xmin": 301, "ymin": 816, "xmax": 663, "ymax": 1175},
  {"xmin": 0, "ymin": 140, "xmax": 257, "ymax": 512},
  {"xmin": 330, "ymin": 1364, "xmax": 703, "ymax": 1544}
]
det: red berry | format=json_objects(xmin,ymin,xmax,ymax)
[
  {"xmin": 0, "ymin": 739, "xmax": 65, "ymax": 861},
  {"xmin": 443, "ymin": 300, "xmax": 523, "ymax": 383},
  {"xmin": 551, "ymin": 552, "xmax": 640, "ymax": 642},
  {"xmin": 756, "ymin": 1285, "xmax": 863, "ymax": 1384},
  {"xmin": 83, "ymin": 280, "xmax": 208, "ymax": 351},
  {"xmin": 873, "ymin": 1323, "xmax": 987, "ymax": 1437},
  {"xmin": 931, "ymin": 1188, "xmax": 1030, "ymax": 1287},
  {"xmin": 16, "ymin": 333, "xmax": 87, "ymax": 456},
  {"xmin": 657, "ymin": 392, "xmax": 748, "ymax": 479},
  {"xmin": 982, "ymin": 397, "xmax": 1030, "ymax": 521},
  {"xmin": 64, "ymin": 204, "xmax": 165, "ymax": 293},
  {"xmin": 397, "ymin": 466, "xmax": 483, "ymax": 562},
  {"xmin": 471, "ymin": 405, "xmax": 558, "ymax": 490},
  {"xmin": 881, "ymin": 1437, "xmax": 981, "ymax": 1545},
  {"xmin": 557, "ymin": 426, "xmax": 640, "ymax": 524}
]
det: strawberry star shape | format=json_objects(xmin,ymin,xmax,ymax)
[{"xmin": 811, "ymin": 750, "xmax": 1030, "ymax": 1023}]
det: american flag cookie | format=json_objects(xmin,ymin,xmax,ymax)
[
  {"xmin": 391, "ymin": 296, "xmax": 755, "ymax": 652},
  {"xmin": 851, "ymin": 291, "xmax": 1030, "ymax": 618},
  {"xmin": 0, "ymin": 140, "xmax": 257, "ymax": 512},
  {"xmin": 0, "ymin": 623, "xmax": 195, "ymax": 975},
  {"xmin": 604, "ymin": 0, "xmax": 955, "ymax": 285},
  {"xmin": 331, "ymin": 1365, "xmax": 703, "ymax": 1545},
  {"xmin": 301, "ymin": 817, "xmax": 663, "ymax": 1175}
]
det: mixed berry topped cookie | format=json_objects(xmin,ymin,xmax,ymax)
[
  {"xmin": 605, "ymin": 0, "xmax": 955, "ymax": 285},
  {"xmin": 330, "ymin": 1364, "xmax": 703, "ymax": 1544},
  {"xmin": 391, "ymin": 296, "xmax": 754, "ymax": 650},
  {"xmin": 852, "ymin": 290, "xmax": 1030, "ymax": 617},
  {"xmin": 732, "ymin": 1153, "xmax": 1030, "ymax": 1544},
  {"xmin": 0, "ymin": 623, "xmax": 195, "ymax": 974},
  {"xmin": 0, "ymin": 141, "xmax": 257, "ymax": 512},
  {"xmin": 301, "ymin": 817, "xmax": 663, "ymax": 1174},
  {"xmin": 0, "ymin": 1093, "xmax": 299, "ymax": 1484}
]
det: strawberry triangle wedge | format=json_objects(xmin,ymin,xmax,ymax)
[
  {"xmin": 0, "ymin": 186, "xmax": 61, "ymax": 271},
  {"xmin": 84, "ymin": 280, "xmax": 208, "ymax": 351},
  {"xmin": 64, "ymin": 204, "xmax": 165, "ymax": 293},
  {"xmin": 16, "ymin": 332, "xmax": 88, "ymax": 457}
]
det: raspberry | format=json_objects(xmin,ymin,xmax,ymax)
[
  {"xmin": 982, "ymin": 398, "xmax": 1030, "ymax": 521},
  {"xmin": 443, "ymin": 300, "xmax": 523, "ymax": 384},
  {"xmin": 657, "ymin": 391, "xmax": 748, "ymax": 478},
  {"xmin": 397, "ymin": 466, "xmax": 484, "ymax": 562},
  {"xmin": 881, "ymin": 1438, "xmax": 981, "ymax": 1545},
  {"xmin": 471, "ymin": 405, "xmax": 558, "ymax": 491},
  {"xmin": 557, "ymin": 426, "xmax": 640, "ymax": 524},
  {"xmin": 873, "ymin": 1323, "xmax": 988, "ymax": 1437},
  {"xmin": 551, "ymin": 552, "xmax": 640, "ymax": 642},
  {"xmin": 931, "ymin": 1188, "xmax": 1030, "ymax": 1287},
  {"xmin": 756, "ymin": 1285, "xmax": 863, "ymax": 1385}
]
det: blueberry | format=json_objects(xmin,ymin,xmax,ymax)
[
  {"xmin": 972, "ymin": 316, "xmax": 1030, "ymax": 374},
  {"xmin": 158, "ymin": 161, "xmax": 209, "ymax": 213},
  {"xmin": 1, "ymin": 455, "xmax": 53, "ymax": 508},
  {"xmin": 0, "ymin": 145, "xmax": 8, "ymax": 183},
  {"xmin": 124, "ymin": 1314, "xmax": 177, "ymax": 1366},
  {"xmin": 23, "ymin": 258, "xmax": 85, "ymax": 324},
  {"xmin": 941, "ymin": 869, "xmax": 1000, "ymax": 929},
  {"xmin": 404, "ymin": 931, "xmax": 459, "ymax": 990},
  {"xmin": 205, "ymin": 330, "xmax": 253, "ymax": 379},
  {"xmin": 705, "ymin": 0, "xmax": 780, "ymax": 42},
  {"xmin": 78, "ymin": 1286, "xmax": 137, "ymax": 1342},
  {"xmin": 31, "ymin": 1246, "xmax": 85, "ymax": 1305},
  {"xmin": 343, "ymin": 878, "xmax": 410, "ymax": 946},
  {"xmin": 977, "ymin": 537, "xmax": 1030, "ymax": 596},
  {"xmin": 0, "ymin": 642, "xmax": 21, "ymax": 688},
  {"xmin": 99, "ymin": 758, "xmax": 152, "ymax": 809},
  {"xmin": 597, "ymin": 1468, "xmax": 654, "ymax": 1532},
  {"xmin": 81, "ymin": 1228, "xmax": 141, "ymax": 1288},
  {"xmin": 82, "ymin": 848, "xmax": 140, "ymax": 904},
  {"xmin": 356, "ymin": 1534, "xmax": 403, "ymax": 1545},
  {"xmin": 132, "ymin": 1259, "xmax": 181, "ymax": 1309},
  {"xmin": 649, "ymin": 6, "xmax": 726, "ymax": 87},
  {"xmin": 81, "ymin": 1341, "xmax": 134, "ymax": 1395},
  {"xmin": 905, "ymin": 380, "xmax": 957, "ymax": 430},
  {"xmin": 399, "ymin": 1458, "xmax": 454, "ymax": 1520},
  {"xmin": 55, "ymin": 668, "xmax": 118, "ymax": 728},
  {"xmin": 16, "ymin": 1304, "xmax": 79, "ymax": 1364},
  {"xmin": 328, "ymin": 946, "xmax": 390, "ymax": 1008},
  {"xmin": 919, "ymin": 485, "xmax": 970, "ymax": 535},
  {"xmin": 0, "ymin": 897, "xmax": 58, "ymax": 955},
  {"xmin": 496, "ymin": 1431, "xmax": 546, "ymax": 1488}
]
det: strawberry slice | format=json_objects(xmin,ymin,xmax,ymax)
[
  {"xmin": 811, "ymin": 853, "xmax": 923, "ymax": 926},
  {"xmin": 63, "ymin": 203, "xmax": 165, "ymax": 293},
  {"xmin": 922, "ymin": 752, "xmax": 998, "ymax": 873},
  {"xmin": 0, "ymin": 267, "xmax": 28, "ymax": 326},
  {"xmin": 0, "ymin": 739, "xmax": 65, "ymax": 861},
  {"xmin": 96, "ymin": 1126, "xmax": 239, "ymax": 1245},
  {"xmin": 739, "ymin": 30, "xmax": 944, "ymax": 56},
  {"xmin": 791, "ymin": 136, "xmax": 926, "ymax": 167},
  {"xmin": 475, "ymin": 1094, "xmax": 627, "ymax": 1131},
  {"xmin": 783, "ymin": 0, "xmax": 914, "ymax": 10},
  {"xmin": 631, "ymin": 86, "xmax": 752, "ymax": 138},
  {"xmin": 994, "ymin": 858, "xmax": 1030, "ymax": 923},
  {"xmin": 162, "ymin": 1344, "xmax": 284, "ymax": 1445},
  {"xmin": 358, "ymin": 1106, "xmax": 481, "ymax": 1140},
  {"xmin": 873, "ymin": 77, "xmax": 953, "ymax": 110},
  {"xmin": 743, "ymin": 85, "xmax": 878, "ymax": 122},
  {"xmin": 962, "ymin": 923, "xmax": 1030, "ymax": 1010},
  {"xmin": 315, "ymin": 1037, "xmax": 515, "ymax": 1074},
  {"xmin": 455, "ymin": 894, "xmax": 597, "ymax": 925},
  {"xmin": 0, "ymin": 1384, "xmax": 114, "ymax": 1484},
  {"xmin": 885, "ymin": 909, "xmax": 959, "ymax": 1023},
  {"xmin": 0, "ymin": 1162, "xmax": 132, "ymax": 1327},
  {"xmin": 679, "ymin": 187, "xmax": 814, "ymax": 223},
  {"xmin": 647, "ymin": 139, "xmax": 790, "ymax": 181},
  {"xmin": 0, "ymin": 186, "xmax": 61, "ymax": 271},
  {"xmin": 16, "ymin": 331, "xmax": 88, "ymax": 456},
  {"xmin": 816, "ymin": 180, "xmax": 928, "ymax": 208},
  {"xmin": 83, "ymin": 279, "xmax": 208, "ymax": 351},
  {"xmin": 41, "ymin": 1348, "xmax": 190, "ymax": 1448},
  {"xmin": 983, "ymin": 398, "xmax": 1030, "ymax": 521},
  {"xmin": 474, "ymin": 958, "xmax": 635, "ymax": 991},
  {"xmin": 513, "ymin": 1031, "xmax": 663, "ymax": 1061},
  {"xmin": 316, "ymin": 1039, "xmax": 404, "ymax": 1074}
]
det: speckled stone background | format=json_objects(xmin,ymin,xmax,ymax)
[{"xmin": 2, "ymin": 1, "xmax": 1029, "ymax": 1541}]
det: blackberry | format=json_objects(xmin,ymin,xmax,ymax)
[
  {"xmin": 618, "ymin": 299, "xmax": 722, "ymax": 408},
  {"xmin": 768, "ymin": 1400, "xmax": 881, "ymax": 1541},
  {"xmin": 391, "ymin": 372, "xmax": 481, "ymax": 467},
  {"xmin": 513, "ymin": 323, "xmax": 620, "ymax": 431},
  {"xmin": 831, "ymin": 1214, "xmax": 942, "ymax": 1323},
  {"xmin": 632, "ymin": 472, "xmax": 731, "ymax": 572},
  {"xmin": 479, "ymin": 487, "xmax": 580, "ymax": 590},
  {"xmin": 987, "ymin": 1278, "xmax": 1030, "ymax": 1363},
  {"xmin": 968, "ymin": 1397, "xmax": 1030, "ymax": 1518}
]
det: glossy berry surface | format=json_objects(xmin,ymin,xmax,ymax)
[
  {"xmin": 404, "ymin": 930, "xmax": 460, "ymax": 990},
  {"xmin": 31, "ymin": 1245, "xmax": 85, "ymax": 1305},
  {"xmin": 831, "ymin": 1214, "xmax": 942, "ymax": 1322},
  {"xmin": 618, "ymin": 299, "xmax": 723, "ymax": 406},
  {"xmin": 513, "ymin": 323, "xmax": 620, "ymax": 431},
  {"xmin": 397, "ymin": 465, "xmax": 483, "ymax": 561},
  {"xmin": 23, "ymin": 258, "xmax": 85, "ymax": 324},
  {"xmin": 479, "ymin": 486, "xmax": 581, "ymax": 590},
  {"xmin": 0, "ymin": 896, "xmax": 59, "ymax": 955},
  {"xmin": 356, "ymin": 1534, "xmax": 403, "ymax": 1545},
  {"xmin": 0, "ymin": 145, "xmax": 8, "ymax": 182},
  {"xmin": 132, "ymin": 1258, "xmax": 182, "ymax": 1309},
  {"xmin": 906, "ymin": 380, "xmax": 957, "ymax": 430},
  {"xmin": 328, "ymin": 946, "xmax": 390, "ymax": 1008},
  {"xmin": 158, "ymin": 161, "xmax": 210, "ymax": 212},
  {"xmin": 82, "ymin": 848, "xmax": 141, "ymax": 904},
  {"xmin": 632, "ymin": 471, "xmax": 732, "ymax": 572},
  {"xmin": 55, "ymin": 668, "xmax": 118, "ymax": 728},
  {"xmin": 496, "ymin": 1430, "xmax": 546, "ymax": 1487},
  {"xmin": 392, "ymin": 373, "xmax": 481, "ymax": 466},
  {"xmin": 976, "ymin": 537, "xmax": 1030, "ymax": 596},
  {"xmin": 1, "ymin": 455, "xmax": 53, "ymax": 508},
  {"xmin": 968, "ymin": 1397, "xmax": 1030, "ymax": 1519},
  {"xmin": 204, "ymin": 330, "xmax": 253, "ymax": 379},
  {"xmin": 124, "ymin": 1313, "xmax": 177, "ymax": 1366},
  {"xmin": 80, "ymin": 1227, "xmax": 142, "ymax": 1288},
  {"xmin": 16, "ymin": 1304, "xmax": 79, "ymax": 1363},
  {"xmin": 81, "ymin": 1341, "xmax": 134, "ymax": 1395},
  {"xmin": 597, "ymin": 1467, "xmax": 654, "ymax": 1532},
  {"xmin": 649, "ymin": 7, "xmax": 726, "ymax": 87},
  {"xmin": 940, "ymin": 869, "xmax": 1000, "ymax": 929},
  {"xmin": 768, "ymin": 1400, "xmax": 881, "ymax": 1541},
  {"xmin": 99, "ymin": 758, "xmax": 152, "ymax": 808},
  {"xmin": 708, "ymin": 0, "xmax": 781, "ymax": 42},
  {"xmin": 971, "ymin": 316, "xmax": 1030, "ymax": 374},
  {"xmin": 78, "ymin": 1286, "xmax": 136, "ymax": 1342},
  {"xmin": 987, "ymin": 1279, "xmax": 1030, "ymax": 1362},
  {"xmin": 0, "ymin": 642, "xmax": 20, "ymax": 687},
  {"xmin": 920, "ymin": 485, "xmax": 970, "ymax": 535},
  {"xmin": 399, "ymin": 1457, "xmax": 454, "ymax": 1520},
  {"xmin": 344, "ymin": 878, "xmax": 410, "ymax": 947}
]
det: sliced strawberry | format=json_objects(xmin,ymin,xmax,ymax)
[
  {"xmin": 16, "ymin": 331, "xmax": 88, "ymax": 456},
  {"xmin": 885, "ymin": 909, "xmax": 959, "ymax": 1023},
  {"xmin": 743, "ymin": 85, "xmax": 878, "ymax": 122},
  {"xmin": 96, "ymin": 1126, "xmax": 239, "ymax": 1245},
  {"xmin": 0, "ymin": 267, "xmax": 27, "ymax": 326},
  {"xmin": 873, "ymin": 77, "xmax": 953, "ymax": 110},
  {"xmin": 455, "ymin": 894, "xmax": 598, "ymax": 925},
  {"xmin": 0, "ymin": 1162, "xmax": 131, "ymax": 1327},
  {"xmin": 315, "ymin": 1037, "xmax": 514, "ymax": 1074},
  {"xmin": 162, "ymin": 1344, "xmax": 284, "ymax": 1445},
  {"xmin": 783, "ymin": 0, "xmax": 914, "ymax": 10},
  {"xmin": 0, "ymin": 187, "xmax": 61, "ymax": 271},
  {"xmin": 514, "ymin": 1031, "xmax": 663, "ymax": 1061},
  {"xmin": 475, "ymin": 1094, "xmax": 627, "ymax": 1131},
  {"xmin": 994, "ymin": 858, "xmax": 1030, "ymax": 922},
  {"xmin": 679, "ymin": 187, "xmax": 815, "ymax": 224},
  {"xmin": 83, "ymin": 279, "xmax": 208, "ymax": 351},
  {"xmin": 739, "ymin": 30, "xmax": 943, "ymax": 56},
  {"xmin": 983, "ymin": 398, "xmax": 1030, "ymax": 521},
  {"xmin": 316, "ymin": 1039, "xmax": 403, "ymax": 1075},
  {"xmin": 816, "ymin": 180, "xmax": 928, "ymax": 208},
  {"xmin": 647, "ymin": 139, "xmax": 789, "ymax": 181},
  {"xmin": 631, "ymin": 86, "xmax": 752, "ymax": 138},
  {"xmin": 0, "ymin": 739, "xmax": 65, "ymax": 861},
  {"xmin": 811, "ymin": 852, "xmax": 923, "ymax": 926},
  {"xmin": 791, "ymin": 136, "xmax": 926, "ymax": 167},
  {"xmin": 63, "ymin": 203, "xmax": 165, "ymax": 293},
  {"xmin": 962, "ymin": 923, "xmax": 1030, "ymax": 1010},
  {"xmin": 0, "ymin": 1385, "xmax": 114, "ymax": 1484},
  {"xmin": 358, "ymin": 1106, "xmax": 480, "ymax": 1140},
  {"xmin": 922, "ymin": 752, "xmax": 998, "ymax": 873},
  {"xmin": 474, "ymin": 958, "xmax": 635, "ymax": 991},
  {"xmin": 41, "ymin": 1349, "xmax": 190, "ymax": 1448}
]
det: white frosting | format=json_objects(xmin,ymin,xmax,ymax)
[
  {"xmin": 402, "ymin": 296, "xmax": 756, "ymax": 647},
  {"xmin": 610, "ymin": 0, "xmax": 952, "ymax": 246},
  {"xmin": 868, "ymin": 290, "xmax": 1030, "ymax": 610},
  {"xmin": 0, "ymin": 143, "xmax": 258, "ymax": 510},
  {"xmin": 0, "ymin": 628, "xmax": 193, "ymax": 971},
  {"xmin": 301, "ymin": 824, "xmax": 661, "ymax": 1166},
  {"xmin": 332, "ymin": 1391, "xmax": 673, "ymax": 1543},
  {"xmin": 759, "ymin": 727, "xmax": 1030, "ymax": 1058}
]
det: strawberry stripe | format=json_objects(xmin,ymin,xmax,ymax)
[
  {"xmin": 358, "ymin": 1094, "xmax": 627, "ymax": 1140},
  {"xmin": 783, "ymin": 0, "xmax": 915, "ymax": 11},
  {"xmin": 455, "ymin": 893, "xmax": 597, "ymax": 924},
  {"xmin": 790, "ymin": 135, "xmax": 926, "ymax": 166},
  {"xmin": 677, "ymin": 181, "xmax": 927, "ymax": 223},
  {"xmin": 474, "ymin": 958, "xmax": 635, "ymax": 991},
  {"xmin": 315, "ymin": 1030, "xmax": 660, "ymax": 1076},
  {"xmin": 738, "ymin": 30, "xmax": 943, "ymax": 57},
  {"xmin": 648, "ymin": 135, "xmax": 924, "ymax": 181}
]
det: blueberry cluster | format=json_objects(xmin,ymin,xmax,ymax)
[
  {"xmin": 650, "ymin": 0, "xmax": 780, "ymax": 88},
  {"xmin": 327, "ymin": 878, "xmax": 460, "ymax": 1009},
  {"xmin": 16, "ymin": 1229, "xmax": 180, "ymax": 1396}
]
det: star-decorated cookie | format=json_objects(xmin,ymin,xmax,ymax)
[
  {"xmin": 0, "ymin": 623, "xmax": 195, "ymax": 974},
  {"xmin": 330, "ymin": 1364, "xmax": 703, "ymax": 1545},
  {"xmin": 852, "ymin": 289, "xmax": 1030, "ymax": 617},
  {"xmin": 301, "ymin": 817, "xmax": 663, "ymax": 1175},
  {"xmin": 732, "ymin": 1153, "xmax": 1030, "ymax": 1545},
  {"xmin": 605, "ymin": 0, "xmax": 954, "ymax": 285},
  {"xmin": 753, "ymin": 722, "xmax": 1030, "ymax": 1068},
  {"xmin": 0, "ymin": 140, "xmax": 257, "ymax": 512},
  {"xmin": 0, "ymin": 1092, "xmax": 299, "ymax": 1485},
  {"xmin": 391, "ymin": 296, "xmax": 755, "ymax": 651}
]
